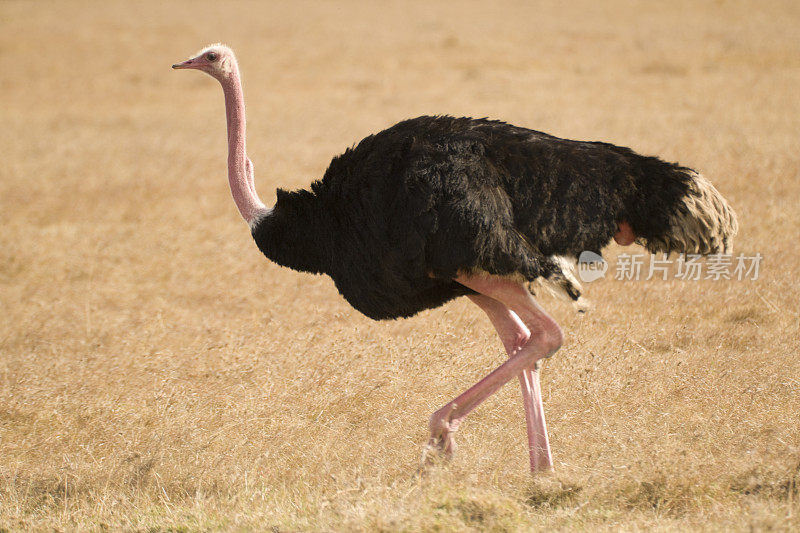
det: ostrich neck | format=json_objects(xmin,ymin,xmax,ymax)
[{"xmin": 220, "ymin": 69, "xmax": 267, "ymax": 226}]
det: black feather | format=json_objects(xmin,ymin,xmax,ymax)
[{"xmin": 252, "ymin": 115, "xmax": 699, "ymax": 320}]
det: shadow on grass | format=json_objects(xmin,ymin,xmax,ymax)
[{"xmin": 525, "ymin": 478, "xmax": 583, "ymax": 510}]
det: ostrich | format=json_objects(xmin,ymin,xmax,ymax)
[{"xmin": 173, "ymin": 44, "xmax": 737, "ymax": 472}]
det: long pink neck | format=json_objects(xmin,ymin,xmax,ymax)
[{"xmin": 220, "ymin": 65, "xmax": 267, "ymax": 226}]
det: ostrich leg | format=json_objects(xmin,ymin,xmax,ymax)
[
  {"xmin": 467, "ymin": 294, "xmax": 553, "ymax": 471},
  {"xmin": 519, "ymin": 366, "xmax": 552, "ymax": 471},
  {"xmin": 427, "ymin": 274, "xmax": 562, "ymax": 472}
]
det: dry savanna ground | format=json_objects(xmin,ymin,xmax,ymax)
[{"xmin": 2, "ymin": 0, "xmax": 799, "ymax": 530}]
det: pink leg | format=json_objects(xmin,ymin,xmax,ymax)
[
  {"xmin": 519, "ymin": 366, "xmax": 552, "ymax": 471},
  {"xmin": 427, "ymin": 274, "xmax": 562, "ymax": 472},
  {"xmin": 470, "ymin": 294, "xmax": 553, "ymax": 470}
]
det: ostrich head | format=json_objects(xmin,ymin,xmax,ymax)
[{"xmin": 172, "ymin": 44, "xmax": 237, "ymax": 80}]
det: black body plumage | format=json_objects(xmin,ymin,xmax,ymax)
[{"xmin": 252, "ymin": 116, "xmax": 733, "ymax": 320}]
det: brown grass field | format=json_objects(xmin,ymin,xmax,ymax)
[{"xmin": 2, "ymin": 0, "xmax": 799, "ymax": 530}]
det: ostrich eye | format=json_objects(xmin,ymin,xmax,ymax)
[{"xmin": 206, "ymin": 52, "xmax": 218, "ymax": 62}]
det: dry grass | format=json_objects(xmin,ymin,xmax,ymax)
[{"xmin": 2, "ymin": 0, "xmax": 799, "ymax": 530}]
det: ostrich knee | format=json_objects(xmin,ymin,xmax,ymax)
[
  {"xmin": 523, "ymin": 319, "xmax": 563, "ymax": 365},
  {"xmin": 544, "ymin": 321, "xmax": 564, "ymax": 356}
]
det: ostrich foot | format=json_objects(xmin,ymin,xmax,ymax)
[{"xmin": 424, "ymin": 403, "xmax": 460, "ymax": 462}]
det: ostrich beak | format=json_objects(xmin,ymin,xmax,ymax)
[{"xmin": 172, "ymin": 58, "xmax": 197, "ymax": 69}]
